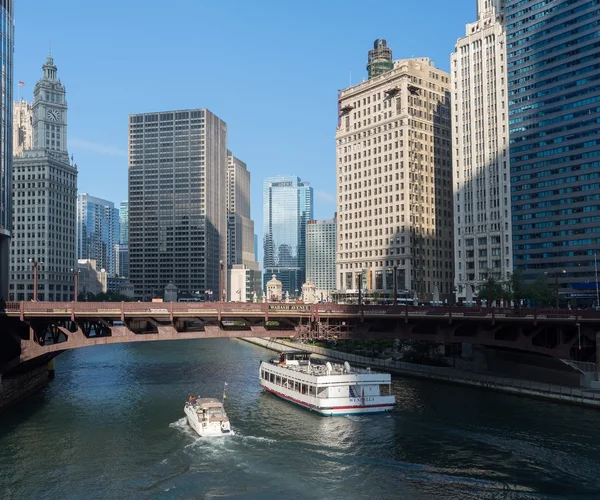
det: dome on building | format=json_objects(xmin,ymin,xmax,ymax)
[
  {"xmin": 164, "ymin": 282, "xmax": 178, "ymax": 302},
  {"xmin": 267, "ymin": 274, "xmax": 281, "ymax": 287}
]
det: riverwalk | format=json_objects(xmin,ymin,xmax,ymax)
[{"xmin": 242, "ymin": 337, "xmax": 600, "ymax": 409}]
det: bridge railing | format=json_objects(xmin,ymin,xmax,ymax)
[{"xmin": 4, "ymin": 301, "xmax": 600, "ymax": 321}]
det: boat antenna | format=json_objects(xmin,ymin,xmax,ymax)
[{"xmin": 222, "ymin": 382, "xmax": 228, "ymax": 403}]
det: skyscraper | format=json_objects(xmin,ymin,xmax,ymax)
[
  {"xmin": 306, "ymin": 216, "xmax": 337, "ymax": 300},
  {"xmin": 9, "ymin": 54, "xmax": 77, "ymax": 302},
  {"xmin": 226, "ymin": 151, "xmax": 258, "ymax": 269},
  {"xmin": 118, "ymin": 200, "xmax": 129, "ymax": 277},
  {"xmin": 506, "ymin": 0, "xmax": 600, "ymax": 305},
  {"xmin": 263, "ymin": 175, "xmax": 313, "ymax": 295},
  {"xmin": 128, "ymin": 109, "xmax": 227, "ymax": 300},
  {"xmin": 0, "ymin": 1, "xmax": 14, "ymax": 300},
  {"xmin": 336, "ymin": 45, "xmax": 454, "ymax": 303},
  {"xmin": 77, "ymin": 194, "xmax": 120, "ymax": 277},
  {"xmin": 452, "ymin": 0, "xmax": 512, "ymax": 303},
  {"xmin": 13, "ymin": 99, "xmax": 32, "ymax": 156}
]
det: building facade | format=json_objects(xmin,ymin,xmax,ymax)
[
  {"xmin": 9, "ymin": 54, "xmax": 77, "ymax": 302},
  {"xmin": 13, "ymin": 99, "xmax": 32, "ymax": 156},
  {"xmin": 306, "ymin": 217, "xmax": 337, "ymax": 300},
  {"xmin": 452, "ymin": 0, "xmax": 512, "ymax": 303},
  {"xmin": 226, "ymin": 151, "xmax": 258, "ymax": 270},
  {"xmin": 506, "ymin": 0, "xmax": 600, "ymax": 305},
  {"xmin": 128, "ymin": 109, "xmax": 227, "ymax": 300},
  {"xmin": 118, "ymin": 200, "xmax": 129, "ymax": 277},
  {"xmin": 227, "ymin": 264, "xmax": 262, "ymax": 302},
  {"xmin": 336, "ymin": 46, "xmax": 454, "ymax": 303},
  {"xmin": 0, "ymin": 1, "xmax": 14, "ymax": 299},
  {"xmin": 263, "ymin": 175, "xmax": 313, "ymax": 295},
  {"xmin": 77, "ymin": 193, "xmax": 120, "ymax": 277}
]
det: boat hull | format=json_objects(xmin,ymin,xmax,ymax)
[{"xmin": 261, "ymin": 384, "xmax": 394, "ymax": 416}]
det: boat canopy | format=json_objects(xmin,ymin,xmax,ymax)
[{"xmin": 280, "ymin": 350, "xmax": 311, "ymax": 363}]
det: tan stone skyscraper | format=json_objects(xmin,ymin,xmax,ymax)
[
  {"xmin": 13, "ymin": 99, "xmax": 33, "ymax": 156},
  {"xmin": 336, "ymin": 44, "xmax": 453, "ymax": 303}
]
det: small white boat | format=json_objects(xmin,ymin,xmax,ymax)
[
  {"xmin": 184, "ymin": 397, "xmax": 233, "ymax": 436},
  {"xmin": 259, "ymin": 350, "xmax": 396, "ymax": 416}
]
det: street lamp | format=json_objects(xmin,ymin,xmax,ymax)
[
  {"xmin": 219, "ymin": 260, "xmax": 224, "ymax": 302},
  {"xmin": 545, "ymin": 269, "xmax": 566, "ymax": 309},
  {"xmin": 576, "ymin": 322, "xmax": 581, "ymax": 352},
  {"xmin": 29, "ymin": 258, "xmax": 40, "ymax": 302},
  {"xmin": 390, "ymin": 265, "xmax": 398, "ymax": 306},
  {"xmin": 70, "ymin": 267, "xmax": 79, "ymax": 302}
]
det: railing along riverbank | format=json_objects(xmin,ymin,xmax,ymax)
[{"xmin": 243, "ymin": 338, "xmax": 600, "ymax": 409}]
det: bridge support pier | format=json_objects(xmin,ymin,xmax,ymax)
[{"xmin": 48, "ymin": 358, "xmax": 55, "ymax": 379}]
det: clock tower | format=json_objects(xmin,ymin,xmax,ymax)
[
  {"xmin": 9, "ymin": 52, "xmax": 77, "ymax": 302},
  {"xmin": 32, "ymin": 53, "xmax": 68, "ymax": 163}
]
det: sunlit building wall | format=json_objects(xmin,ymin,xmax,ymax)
[{"xmin": 452, "ymin": 0, "xmax": 512, "ymax": 302}]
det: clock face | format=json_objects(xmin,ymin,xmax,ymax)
[{"xmin": 46, "ymin": 109, "xmax": 60, "ymax": 122}]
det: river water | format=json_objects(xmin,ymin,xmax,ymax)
[{"xmin": 1, "ymin": 339, "xmax": 600, "ymax": 499}]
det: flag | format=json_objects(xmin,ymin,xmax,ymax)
[{"xmin": 18, "ymin": 81, "xmax": 25, "ymax": 87}]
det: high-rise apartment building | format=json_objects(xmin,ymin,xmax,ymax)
[
  {"xmin": 118, "ymin": 200, "xmax": 129, "ymax": 277},
  {"xmin": 0, "ymin": 1, "xmax": 14, "ymax": 299},
  {"xmin": 306, "ymin": 216, "xmax": 337, "ymax": 300},
  {"xmin": 77, "ymin": 194, "xmax": 120, "ymax": 277},
  {"xmin": 13, "ymin": 99, "xmax": 32, "ymax": 156},
  {"xmin": 336, "ymin": 44, "xmax": 454, "ymax": 303},
  {"xmin": 226, "ymin": 151, "xmax": 258, "ymax": 269},
  {"xmin": 128, "ymin": 109, "xmax": 227, "ymax": 300},
  {"xmin": 506, "ymin": 0, "xmax": 600, "ymax": 305},
  {"xmin": 263, "ymin": 175, "xmax": 313, "ymax": 295},
  {"xmin": 9, "ymin": 54, "xmax": 78, "ymax": 301},
  {"xmin": 452, "ymin": 0, "xmax": 512, "ymax": 303}
]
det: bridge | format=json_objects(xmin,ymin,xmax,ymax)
[{"xmin": 1, "ymin": 301, "xmax": 599, "ymax": 376}]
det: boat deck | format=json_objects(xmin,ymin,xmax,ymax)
[{"xmin": 271, "ymin": 361, "xmax": 383, "ymax": 377}]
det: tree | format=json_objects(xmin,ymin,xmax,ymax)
[
  {"xmin": 508, "ymin": 269, "xmax": 527, "ymax": 307},
  {"xmin": 526, "ymin": 274, "xmax": 553, "ymax": 307},
  {"xmin": 477, "ymin": 277, "xmax": 505, "ymax": 305}
]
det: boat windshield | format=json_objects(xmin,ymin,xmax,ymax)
[{"xmin": 208, "ymin": 407, "xmax": 225, "ymax": 418}]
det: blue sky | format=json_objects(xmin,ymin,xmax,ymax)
[{"xmin": 15, "ymin": 0, "xmax": 474, "ymax": 239}]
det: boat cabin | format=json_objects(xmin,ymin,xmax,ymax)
[
  {"xmin": 278, "ymin": 350, "xmax": 311, "ymax": 365},
  {"xmin": 196, "ymin": 399, "xmax": 228, "ymax": 422}
]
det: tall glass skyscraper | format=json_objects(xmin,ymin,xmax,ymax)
[
  {"xmin": 77, "ymin": 194, "xmax": 120, "ymax": 277},
  {"xmin": 507, "ymin": 0, "xmax": 600, "ymax": 305},
  {"xmin": 263, "ymin": 176, "xmax": 313, "ymax": 295},
  {"xmin": 0, "ymin": 1, "xmax": 14, "ymax": 299}
]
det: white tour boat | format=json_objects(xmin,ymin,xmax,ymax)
[
  {"xmin": 259, "ymin": 350, "xmax": 396, "ymax": 416},
  {"xmin": 184, "ymin": 397, "xmax": 233, "ymax": 436}
]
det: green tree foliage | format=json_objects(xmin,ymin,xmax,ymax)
[
  {"xmin": 526, "ymin": 274, "xmax": 553, "ymax": 307},
  {"xmin": 476, "ymin": 277, "xmax": 507, "ymax": 303}
]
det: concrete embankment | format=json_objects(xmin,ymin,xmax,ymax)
[
  {"xmin": 242, "ymin": 337, "xmax": 600, "ymax": 409},
  {"xmin": 0, "ymin": 364, "xmax": 50, "ymax": 413}
]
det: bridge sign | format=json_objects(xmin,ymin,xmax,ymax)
[{"xmin": 268, "ymin": 304, "xmax": 312, "ymax": 312}]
